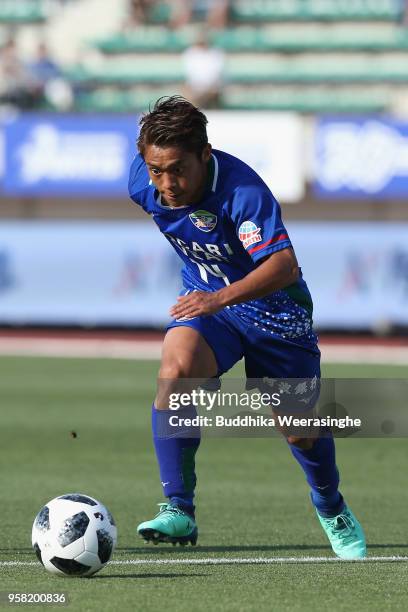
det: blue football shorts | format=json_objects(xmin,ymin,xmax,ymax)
[
  {"xmin": 166, "ymin": 284, "xmax": 322, "ymax": 428},
  {"xmin": 167, "ymin": 304, "xmax": 321, "ymax": 380}
]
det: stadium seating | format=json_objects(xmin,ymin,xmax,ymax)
[
  {"xmin": 227, "ymin": 55, "xmax": 408, "ymax": 82},
  {"xmin": 146, "ymin": 0, "xmax": 401, "ymax": 24},
  {"xmin": 93, "ymin": 25, "xmax": 408, "ymax": 54},
  {"xmin": 93, "ymin": 29, "xmax": 195, "ymax": 54},
  {"xmin": 75, "ymin": 86, "xmax": 390, "ymax": 113},
  {"xmin": 231, "ymin": 0, "xmax": 401, "ymax": 22},
  {"xmin": 66, "ymin": 59, "xmax": 183, "ymax": 84},
  {"xmin": 66, "ymin": 55, "xmax": 408, "ymax": 85},
  {"xmin": 217, "ymin": 25, "xmax": 408, "ymax": 51},
  {"xmin": 222, "ymin": 86, "xmax": 391, "ymax": 112},
  {"xmin": 0, "ymin": 0, "xmax": 47, "ymax": 23},
  {"xmin": 4, "ymin": 0, "xmax": 407, "ymax": 113}
]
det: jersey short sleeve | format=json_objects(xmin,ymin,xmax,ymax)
[{"xmin": 229, "ymin": 185, "xmax": 292, "ymax": 263}]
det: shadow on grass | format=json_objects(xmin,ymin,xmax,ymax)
[
  {"xmin": 116, "ymin": 543, "xmax": 408, "ymax": 555},
  {"xmin": 92, "ymin": 572, "xmax": 207, "ymax": 579},
  {"xmin": 118, "ymin": 544, "xmax": 330, "ymax": 554}
]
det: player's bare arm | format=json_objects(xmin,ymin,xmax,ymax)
[{"xmin": 169, "ymin": 247, "xmax": 299, "ymax": 319}]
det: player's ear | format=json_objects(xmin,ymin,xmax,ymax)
[{"xmin": 201, "ymin": 144, "xmax": 212, "ymax": 163}]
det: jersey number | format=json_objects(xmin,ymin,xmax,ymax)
[{"xmin": 192, "ymin": 261, "xmax": 230, "ymax": 286}]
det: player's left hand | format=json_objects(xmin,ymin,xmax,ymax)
[{"xmin": 170, "ymin": 291, "xmax": 223, "ymax": 320}]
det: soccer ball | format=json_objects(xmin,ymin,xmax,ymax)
[{"xmin": 32, "ymin": 493, "xmax": 117, "ymax": 577}]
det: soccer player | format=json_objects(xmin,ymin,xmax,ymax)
[{"xmin": 128, "ymin": 96, "xmax": 366, "ymax": 559}]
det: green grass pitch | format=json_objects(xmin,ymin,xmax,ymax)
[{"xmin": 1, "ymin": 356, "xmax": 408, "ymax": 611}]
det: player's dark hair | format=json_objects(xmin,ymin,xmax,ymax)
[{"xmin": 137, "ymin": 96, "xmax": 208, "ymax": 158}]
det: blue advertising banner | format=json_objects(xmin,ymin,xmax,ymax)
[
  {"xmin": 0, "ymin": 221, "xmax": 182, "ymax": 325},
  {"xmin": 2, "ymin": 112, "xmax": 305, "ymax": 201},
  {"xmin": 290, "ymin": 222, "xmax": 408, "ymax": 329},
  {"xmin": 314, "ymin": 118, "xmax": 408, "ymax": 198},
  {"xmin": 3, "ymin": 115, "xmax": 139, "ymax": 196},
  {"xmin": 0, "ymin": 221, "xmax": 407, "ymax": 329}
]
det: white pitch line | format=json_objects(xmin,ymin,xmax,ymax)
[
  {"xmin": 2, "ymin": 556, "xmax": 408, "ymax": 568},
  {"xmin": 110, "ymin": 556, "xmax": 408, "ymax": 565}
]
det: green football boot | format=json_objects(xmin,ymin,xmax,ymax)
[
  {"xmin": 137, "ymin": 503, "xmax": 198, "ymax": 546},
  {"xmin": 316, "ymin": 505, "xmax": 366, "ymax": 559}
]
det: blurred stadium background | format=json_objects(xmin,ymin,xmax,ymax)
[{"xmin": 0, "ymin": 0, "xmax": 407, "ymax": 363}]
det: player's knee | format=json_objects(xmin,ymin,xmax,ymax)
[
  {"xmin": 156, "ymin": 359, "xmax": 196, "ymax": 409},
  {"xmin": 158, "ymin": 358, "xmax": 194, "ymax": 381},
  {"xmin": 286, "ymin": 436, "xmax": 315, "ymax": 450}
]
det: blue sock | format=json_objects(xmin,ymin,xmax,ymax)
[
  {"xmin": 288, "ymin": 436, "xmax": 345, "ymax": 518},
  {"xmin": 152, "ymin": 404, "xmax": 200, "ymax": 517}
]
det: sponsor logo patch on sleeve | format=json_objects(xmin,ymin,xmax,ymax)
[{"xmin": 238, "ymin": 221, "xmax": 262, "ymax": 249}]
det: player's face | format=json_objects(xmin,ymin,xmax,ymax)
[{"xmin": 144, "ymin": 144, "xmax": 212, "ymax": 207}]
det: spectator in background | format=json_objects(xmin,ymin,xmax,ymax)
[
  {"xmin": 0, "ymin": 39, "xmax": 39, "ymax": 109},
  {"xmin": 126, "ymin": 0, "xmax": 157, "ymax": 28},
  {"xmin": 171, "ymin": 0, "xmax": 230, "ymax": 29},
  {"xmin": 182, "ymin": 31, "xmax": 225, "ymax": 108},
  {"xmin": 28, "ymin": 42, "xmax": 61, "ymax": 84},
  {"xmin": 27, "ymin": 43, "xmax": 73, "ymax": 110},
  {"xmin": 396, "ymin": 0, "xmax": 408, "ymax": 25},
  {"xmin": 402, "ymin": 0, "xmax": 408, "ymax": 25}
]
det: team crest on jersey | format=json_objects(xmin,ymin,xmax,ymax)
[
  {"xmin": 238, "ymin": 221, "xmax": 262, "ymax": 249},
  {"xmin": 189, "ymin": 210, "xmax": 217, "ymax": 232}
]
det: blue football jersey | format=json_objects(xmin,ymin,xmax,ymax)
[{"xmin": 129, "ymin": 149, "xmax": 316, "ymax": 344}]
